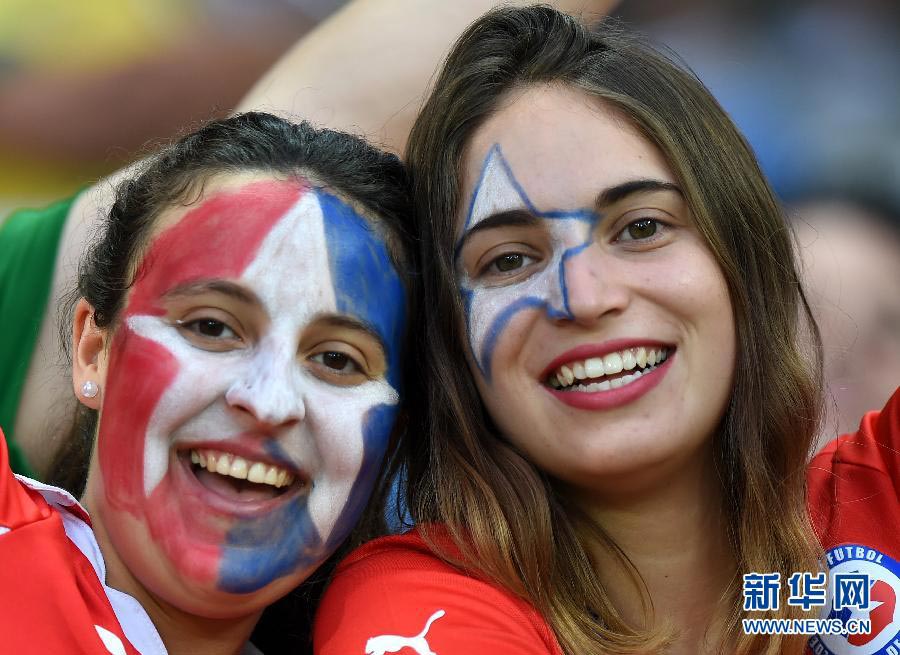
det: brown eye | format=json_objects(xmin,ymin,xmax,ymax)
[
  {"xmin": 182, "ymin": 318, "xmax": 237, "ymax": 339},
  {"xmin": 494, "ymin": 253, "xmax": 525, "ymax": 272},
  {"xmin": 626, "ymin": 219, "xmax": 658, "ymax": 240},
  {"xmin": 196, "ymin": 320, "xmax": 226, "ymax": 337},
  {"xmin": 323, "ymin": 352, "xmax": 350, "ymax": 370},
  {"xmin": 312, "ymin": 351, "xmax": 361, "ymax": 374}
]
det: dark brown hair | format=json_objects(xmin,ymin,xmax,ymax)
[{"xmin": 403, "ymin": 7, "xmax": 822, "ymax": 653}]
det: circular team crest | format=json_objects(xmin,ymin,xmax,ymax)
[{"xmin": 809, "ymin": 545, "xmax": 900, "ymax": 655}]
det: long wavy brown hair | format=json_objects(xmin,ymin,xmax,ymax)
[{"xmin": 402, "ymin": 7, "xmax": 823, "ymax": 654}]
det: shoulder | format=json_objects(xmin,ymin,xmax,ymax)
[
  {"xmin": 808, "ymin": 386, "xmax": 900, "ymax": 555},
  {"xmin": 314, "ymin": 528, "xmax": 562, "ymax": 655}
]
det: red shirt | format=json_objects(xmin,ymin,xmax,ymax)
[
  {"xmin": 807, "ymin": 387, "xmax": 900, "ymax": 654},
  {"xmin": 0, "ymin": 430, "xmax": 153, "ymax": 654},
  {"xmin": 314, "ymin": 388, "xmax": 900, "ymax": 654}
]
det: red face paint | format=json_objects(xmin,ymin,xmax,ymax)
[{"xmin": 96, "ymin": 180, "xmax": 305, "ymax": 585}]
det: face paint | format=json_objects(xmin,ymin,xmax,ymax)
[
  {"xmin": 95, "ymin": 178, "xmax": 405, "ymax": 601},
  {"xmin": 457, "ymin": 144, "xmax": 602, "ymax": 380}
]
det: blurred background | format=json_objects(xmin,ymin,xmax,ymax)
[
  {"xmin": 0, "ymin": 0, "xmax": 340, "ymax": 213},
  {"xmin": 0, "ymin": 0, "xmax": 897, "ymax": 440}
]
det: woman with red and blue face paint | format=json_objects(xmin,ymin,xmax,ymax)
[
  {"xmin": 313, "ymin": 7, "xmax": 900, "ymax": 655},
  {"xmin": 0, "ymin": 112, "xmax": 414, "ymax": 654}
]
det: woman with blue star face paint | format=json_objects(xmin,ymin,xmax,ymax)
[
  {"xmin": 314, "ymin": 7, "xmax": 900, "ymax": 655},
  {"xmin": 0, "ymin": 113, "xmax": 413, "ymax": 654}
]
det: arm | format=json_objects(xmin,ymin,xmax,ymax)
[
  {"xmin": 16, "ymin": 0, "xmax": 619, "ymax": 477},
  {"xmin": 808, "ymin": 386, "xmax": 900, "ymax": 555},
  {"xmin": 238, "ymin": 0, "xmax": 620, "ymax": 154}
]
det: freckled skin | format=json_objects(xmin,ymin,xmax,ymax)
[{"xmin": 92, "ymin": 176, "xmax": 406, "ymax": 612}]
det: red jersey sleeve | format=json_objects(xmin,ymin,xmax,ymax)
[
  {"xmin": 0, "ymin": 429, "xmax": 143, "ymax": 655},
  {"xmin": 808, "ymin": 385, "xmax": 900, "ymax": 554},
  {"xmin": 0, "ymin": 428, "xmax": 54, "ymax": 532},
  {"xmin": 314, "ymin": 531, "xmax": 563, "ymax": 655}
]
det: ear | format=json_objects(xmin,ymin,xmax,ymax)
[{"xmin": 72, "ymin": 298, "xmax": 108, "ymax": 410}]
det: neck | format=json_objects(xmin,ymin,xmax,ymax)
[
  {"xmin": 569, "ymin": 448, "xmax": 735, "ymax": 654},
  {"xmin": 83, "ymin": 482, "xmax": 260, "ymax": 655}
]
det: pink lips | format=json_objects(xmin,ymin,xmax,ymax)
[{"xmin": 542, "ymin": 339, "xmax": 674, "ymax": 411}]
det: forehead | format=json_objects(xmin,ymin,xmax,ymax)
[
  {"xmin": 147, "ymin": 172, "xmax": 309, "ymax": 243},
  {"xmin": 134, "ymin": 173, "xmax": 404, "ymax": 319},
  {"xmin": 461, "ymin": 84, "xmax": 675, "ymax": 215}
]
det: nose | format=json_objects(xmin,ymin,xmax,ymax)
[
  {"xmin": 559, "ymin": 243, "xmax": 630, "ymax": 325},
  {"xmin": 225, "ymin": 344, "xmax": 306, "ymax": 428}
]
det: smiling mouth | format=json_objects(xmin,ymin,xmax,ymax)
[
  {"xmin": 184, "ymin": 448, "xmax": 304, "ymax": 502},
  {"xmin": 546, "ymin": 346, "xmax": 671, "ymax": 392}
]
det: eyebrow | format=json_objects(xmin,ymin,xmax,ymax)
[
  {"xmin": 163, "ymin": 279, "xmax": 262, "ymax": 306},
  {"xmin": 455, "ymin": 210, "xmax": 541, "ymax": 258},
  {"xmin": 596, "ymin": 179, "xmax": 683, "ymax": 207}
]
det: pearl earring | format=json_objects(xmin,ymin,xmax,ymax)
[{"xmin": 81, "ymin": 380, "xmax": 99, "ymax": 399}]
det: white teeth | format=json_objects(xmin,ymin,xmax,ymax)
[
  {"xmin": 216, "ymin": 453, "xmax": 232, "ymax": 475},
  {"xmin": 547, "ymin": 346, "xmax": 670, "ymax": 391},
  {"xmin": 247, "ymin": 462, "xmax": 267, "ymax": 484},
  {"xmin": 190, "ymin": 449, "xmax": 296, "ymax": 489},
  {"xmin": 572, "ymin": 362, "xmax": 586, "ymax": 380},
  {"xmin": 603, "ymin": 352, "xmax": 623, "ymax": 375},
  {"xmin": 584, "ymin": 357, "xmax": 604, "ymax": 378},
  {"xmin": 229, "ymin": 456, "xmax": 249, "ymax": 480},
  {"xmin": 636, "ymin": 347, "xmax": 648, "ymax": 367}
]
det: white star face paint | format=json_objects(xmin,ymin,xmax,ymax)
[
  {"xmin": 88, "ymin": 174, "xmax": 406, "ymax": 613},
  {"xmin": 457, "ymin": 144, "xmax": 599, "ymax": 379}
]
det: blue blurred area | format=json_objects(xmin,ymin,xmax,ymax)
[{"xmin": 616, "ymin": 1, "xmax": 900, "ymax": 209}]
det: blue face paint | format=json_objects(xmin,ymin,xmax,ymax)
[
  {"xmin": 457, "ymin": 144, "xmax": 602, "ymax": 380},
  {"xmin": 215, "ymin": 187, "xmax": 406, "ymax": 594},
  {"xmin": 324, "ymin": 402, "xmax": 398, "ymax": 551},
  {"xmin": 318, "ymin": 190, "xmax": 407, "ymax": 391},
  {"xmin": 219, "ymin": 494, "xmax": 324, "ymax": 594},
  {"xmin": 217, "ymin": 408, "xmax": 399, "ymax": 593}
]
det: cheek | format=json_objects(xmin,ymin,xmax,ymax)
[
  {"xmin": 314, "ymin": 398, "xmax": 398, "ymax": 544},
  {"xmin": 98, "ymin": 328, "xmax": 178, "ymax": 513},
  {"xmin": 467, "ymin": 309, "xmax": 543, "ymax": 429},
  {"xmin": 665, "ymin": 249, "xmax": 737, "ymax": 388}
]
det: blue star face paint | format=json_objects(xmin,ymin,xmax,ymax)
[
  {"xmin": 99, "ymin": 174, "xmax": 406, "ymax": 607},
  {"xmin": 456, "ymin": 144, "xmax": 601, "ymax": 380}
]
